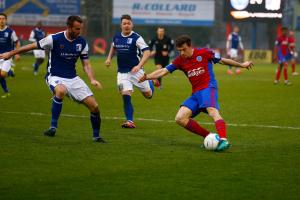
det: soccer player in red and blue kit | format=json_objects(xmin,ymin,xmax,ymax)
[
  {"xmin": 274, "ymin": 27, "xmax": 292, "ymax": 85},
  {"xmin": 139, "ymin": 35, "xmax": 253, "ymax": 151}
]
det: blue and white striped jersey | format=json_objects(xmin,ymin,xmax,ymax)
[
  {"xmin": 226, "ymin": 32, "xmax": 243, "ymax": 50},
  {"xmin": 29, "ymin": 28, "xmax": 46, "ymax": 42},
  {"xmin": 0, "ymin": 26, "xmax": 18, "ymax": 54},
  {"xmin": 113, "ymin": 31, "xmax": 149, "ymax": 73},
  {"xmin": 37, "ymin": 31, "xmax": 89, "ymax": 78}
]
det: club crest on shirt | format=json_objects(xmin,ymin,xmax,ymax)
[
  {"xmin": 60, "ymin": 45, "xmax": 64, "ymax": 49},
  {"xmin": 76, "ymin": 44, "xmax": 82, "ymax": 51},
  {"xmin": 4, "ymin": 32, "xmax": 8, "ymax": 38},
  {"xmin": 196, "ymin": 56, "xmax": 202, "ymax": 62},
  {"xmin": 127, "ymin": 38, "xmax": 132, "ymax": 44}
]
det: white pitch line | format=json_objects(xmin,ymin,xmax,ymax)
[{"xmin": 1, "ymin": 110, "xmax": 300, "ymax": 130}]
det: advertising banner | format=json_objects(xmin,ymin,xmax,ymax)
[
  {"xmin": 0, "ymin": 0, "xmax": 80, "ymax": 26},
  {"xmin": 244, "ymin": 49, "xmax": 272, "ymax": 64},
  {"xmin": 113, "ymin": 0, "xmax": 215, "ymax": 26},
  {"xmin": 224, "ymin": 0, "xmax": 283, "ymax": 22}
]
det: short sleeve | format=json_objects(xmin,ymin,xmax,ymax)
[
  {"xmin": 29, "ymin": 31, "xmax": 35, "ymax": 42},
  {"xmin": 166, "ymin": 64, "xmax": 177, "ymax": 73},
  {"xmin": 205, "ymin": 49, "xmax": 221, "ymax": 64},
  {"xmin": 80, "ymin": 43, "xmax": 89, "ymax": 60},
  {"xmin": 11, "ymin": 31, "xmax": 18, "ymax": 42},
  {"xmin": 136, "ymin": 36, "xmax": 150, "ymax": 51},
  {"xmin": 38, "ymin": 35, "xmax": 53, "ymax": 50}
]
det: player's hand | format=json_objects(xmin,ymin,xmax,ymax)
[
  {"xmin": 15, "ymin": 54, "xmax": 20, "ymax": 62},
  {"xmin": 91, "ymin": 80, "xmax": 102, "ymax": 89},
  {"xmin": 105, "ymin": 59, "xmax": 111, "ymax": 68},
  {"xmin": 241, "ymin": 61, "xmax": 253, "ymax": 70},
  {"xmin": 131, "ymin": 65, "xmax": 141, "ymax": 74},
  {"xmin": 138, "ymin": 73, "xmax": 147, "ymax": 83},
  {"xmin": 0, "ymin": 52, "xmax": 13, "ymax": 60}
]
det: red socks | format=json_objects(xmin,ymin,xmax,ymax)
[
  {"xmin": 184, "ymin": 119, "xmax": 227, "ymax": 139},
  {"xmin": 215, "ymin": 119, "xmax": 227, "ymax": 139},
  {"xmin": 275, "ymin": 65, "xmax": 282, "ymax": 81},
  {"xmin": 275, "ymin": 64, "xmax": 288, "ymax": 81},
  {"xmin": 283, "ymin": 63, "xmax": 288, "ymax": 81},
  {"xmin": 184, "ymin": 119, "xmax": 209, "ymax": 138}
]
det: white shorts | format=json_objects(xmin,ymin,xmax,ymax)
[
  {"xmin": 228, "ymin": 48, "xmax": 238, "ymax": 59},
  {"xmin": 46, "ymin": 75, "xmax": 93, "ymax": 102},
  {"xmin": 33, "ymin": 50, "xmax": 46, "ymax": 58},
  {"xmin": 0, "ymin": 59, "xmax": 12, "ymax": 72},
  {"xmin": 117, "ymin": 69, "xmax": 151, "ymax": 93}
]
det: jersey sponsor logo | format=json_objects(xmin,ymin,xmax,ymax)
[
  {"xmin": 127, "ymin": 38, "xmax": 133, "ymax": 44},
  {"xmin": 187, "ymin": 67, "xmax": 205, "ymax": 77},
  {"xmin": 196, "ymin": 56, "xmax": 202, "ymax": 62},
  {"xmin": 76, "ymin": 44, "xmax": 82, "ymax": 52}
]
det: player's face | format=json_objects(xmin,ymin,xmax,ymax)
[
  {"xmin": 68, "ymin": 21, "xmax": 82, "ymax": 40},
  {"xmin": 157, "ymin": 28, "xmax": 165, "ymax": 38},
  {"xmin": 121, "ymin": 19, "xmax": 133, "ymax": 35},
  {"xmin": 233, "ymin": 27, "xmax": 239, "ymax": 33},
  {"xmin": 0, "ymin": 15, "xmax": 7, "ymax": 28},
  {"xmin": 177, "ymin": 43, "xmax": 193, "ymax": 58}
]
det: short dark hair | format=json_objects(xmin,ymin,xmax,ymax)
[
  {"xmin": 66, "ymin": 15, "xmax": 83, "ymax": 27},
  {"xmin": 281, "ymin": 27, "xmax": 288, "ymax": 31},
  {"xmin": 0, "ymin": 13, "xmax": 7, "ymax": 19},
  {"xmin": 175, "ymin": 35, "xmax": 192, "ymax": 47},
  {"xmin": 120, "ymin": 14, "xmax": 132, "ymax": 22}
]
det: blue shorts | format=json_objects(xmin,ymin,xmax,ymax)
[
  {"xmin": 278, "ymin": 52, "xmax": 292, "ymax": 64},
  {"xmin": 181, "ymin": 87, "xmax": 219, "ymax": 118}
]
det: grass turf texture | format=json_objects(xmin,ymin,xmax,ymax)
[{"xmin": 0, "ymin": 56, "xmax": 299, "ymax": 200}]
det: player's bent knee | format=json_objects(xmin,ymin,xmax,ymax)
[
  {"xmin": 0, "ymin": 71, "xmax": 8, "ymax": 77},
  {"xmin": 143, "ymin": 91, "xmax": 152, "ymax": 99},
  {"xmin": 54, "ymin": 85, "xmax": 67, "ymax": 98},
  {"xmin": 175, "ymin": 115, "xmax": 187, "ymax": 126},
  {"xmin": 89, "ymin": 104, "xmax": 99, "ymax": 113}
]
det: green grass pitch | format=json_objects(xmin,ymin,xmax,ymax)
[{"xmin": 0, "ymin": 56, "xmax": 299, "ymax": 200}]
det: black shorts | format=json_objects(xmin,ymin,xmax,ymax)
[{"xmin": 154, "ymin": 57, "xmax": 170, "ymax": 68}]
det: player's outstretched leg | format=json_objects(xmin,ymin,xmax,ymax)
[{"xmin": 175, "ymin": 106, "xmax": 210, "ymax": 138}]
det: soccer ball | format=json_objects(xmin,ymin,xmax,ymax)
[{"xmin": 203, "ymin": 133, "xmax": 220, "ymax": 150}]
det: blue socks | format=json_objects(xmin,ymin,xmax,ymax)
[
  {"xmin": 0, "ymin": 77, "xmax": 8, "ymax": 93},
  {"xmin": 90, "ymin": 112, "xmax": 101, "ymax": 139},
  {"xmin": 122, "ymin": 95, "xmax": 134, "ymax": 121},
  {"xmin": 51, "ymin": 96, "xmax": 63, "ymax": 128},
  {"xmin": 33, "ymin": 63, "xmax": 39, "ymax": 72},
  {"xmin": 148, "ymin": 80, "xmax": 154, "ymax": 99}
]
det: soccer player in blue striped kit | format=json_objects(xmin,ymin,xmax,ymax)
[
  {"xmin": 105, "ymin": 14, "xmax": 159, "ymax": 128},
  {"xmin": 0, "ymin": 13, "xmax": 20, "ymax": 98},
  {"xmin": 0, "ymin": 16, "xmax": 106, "ymax": 143}
]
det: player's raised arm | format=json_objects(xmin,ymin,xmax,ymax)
[
  {"xmin": 138, "ymin": 68, "xmax": 169, "ymax": 83},
  {"xmin": 105, "ymin": 43, "xmax": 115, "ymax": 67},
  {"xmin": 219, "ymin": 57, "xmax": 253, "ymax": 70},
  {"xmin": 0, "ymin": 42, "xmax": 37, "ymax": 60}
]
